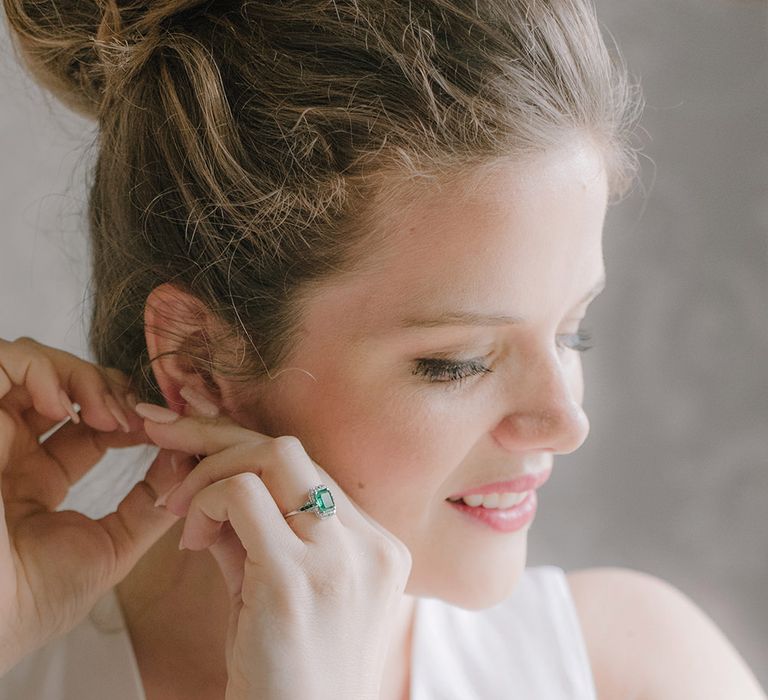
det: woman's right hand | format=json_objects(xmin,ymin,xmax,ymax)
[{"xmin": 0, "ymin": 338, "xmax": 184, "ymax": 673}]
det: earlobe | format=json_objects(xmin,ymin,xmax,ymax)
[{"xmin": 144, "ymin": 283, "xmax": 222, "ymax": 414}]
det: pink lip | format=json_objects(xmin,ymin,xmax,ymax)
[
  {"xmin": 448, "ymin": 491, "xmax": 538, "ymax": 533},
  {"xmin": 447, "ymin": 468, "xmax": 552, "ymax": 500}
]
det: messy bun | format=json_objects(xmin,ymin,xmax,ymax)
[
  {"xmin": 4, "ymin": 0, "xmax": 211, "ymax": 117},
  {"xmin": 3, "ymin": 0, "xmax": 643, "ymax": 400}
]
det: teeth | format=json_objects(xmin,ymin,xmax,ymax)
[
  {"xmin": 454, "ymin": 491, "xmax": 529, "ymax": 509},
  {"xmin": 498, "ymin": 492, "xmax": 527, "ymax": 508}
]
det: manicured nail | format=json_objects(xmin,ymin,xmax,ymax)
[
  {"xmin": 104, "ymin": 393, "xmax": 131, "ymax": 432},
  {"xmin": 59, "ymin": 389, "xmax": 80, "ymax": 424},
  {"xmin": 178, "ymin": 533, "xmax": 188, "ymax": 551},
  {"xmin": 135, "ymin": 402, "xmax": 181, "ymax": 424},
  {"xmin": 154, "ymin": 482, "xmax": 183, "ymax": 508},
  {"xmin": 113, "ymin": 390, "xmax": 135, "ymax": 416},
  {"xmin": 179, "ymin": 385, "xmax": 220, "ymax": 419}
]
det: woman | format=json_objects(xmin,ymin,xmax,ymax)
[{"xmin": 0, "ymin": 0, "xmax": 765, "ymax": 698}]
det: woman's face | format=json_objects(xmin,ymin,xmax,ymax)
[{"xmin": 236, "ymin": 139, "xmax": 608, "ymax": 608}]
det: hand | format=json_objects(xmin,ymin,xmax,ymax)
[
  {"xmin": 139, "ymin": 403, "xmax": 413, "ymax": 700},
  {"xmin": 0, "ymin": 338, "xmax": 185, "ymax": 672}
]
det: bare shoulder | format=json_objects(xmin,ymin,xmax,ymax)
[{"xmin": 565, "ymin": 567, "xmax": 766, "ymax": 700}]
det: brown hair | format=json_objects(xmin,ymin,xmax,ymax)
[{"xmin": 4, "ymin": 0, "xmax": 642, "ymax": 400}]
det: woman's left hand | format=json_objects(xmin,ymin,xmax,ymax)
[{"xmin": 137, "ymin": 405, "xmax": 412, "ymax": 700}]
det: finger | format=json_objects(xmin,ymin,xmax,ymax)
[
  {"xmin": 94, "ymin": 448, "xmax": 190, "ymax": 584},
  {"xmin": 0, "ymin": 338, "xmax": 75, "ymax": 423},
  {"xmin": 0, "ymin": 412, "xmax": 15, "ymax": 593},
  {"xmin": 22, "ymin": 404, "xmax": 67, "ymax": 438},
  {"xmin": 58, "ymin": 359, "xmax": 132, "ymax": 434},
  {"xmin": 136, "ymin": 405, "xmax": 271, "ymax": 455},
  {"xmin": 179, "ymin": 472, "xmax": 301, "ymax": 565},
  {"xmin": 208, "ymin": 524, "xmax": 247, "ymax": 600},
  {"xmin": 101, "ymin": 367, "xmax": 143, "ymax": 434},
  {"xmin": 22, "ymin": 392, "xmax": 140, "ymax": 440},
  {"xmin": 0, "ymin": 338, "xmax": 129, "ymax": 434},
  {"xmin": 6, "ymin": 419, "xmax": 153, "ymax": 513},
  {"xmin": 1, "ymin": 387, "xmax": 82, "ymax": 444},
  {"xmin": 1, "ymin": 385, "xmax": 32, "ymax": 415},
  {"xmin": 138, "ymin": 407, "xmax": 365, "ymax": 534},
  {"xmin": 142, "ymin": 409, "xmax": 365, "ymax": 532},
  {"xmin": 163, "ymin": 438, "xmax": 348, "ymax": 538},
  {"xmin": 0, "ymin": 408, "xmax": 15, "ymax": 469},
  {"xmin": 42, "ymin": 417, "xmax": 150, "ymax": 478}
]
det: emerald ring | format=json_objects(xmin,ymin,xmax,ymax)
[{"xmin": 283, "ymin": 484, "xmax": 337, "ymax": 520}]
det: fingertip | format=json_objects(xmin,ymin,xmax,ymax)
[
  {"xmin": 58, "ymin": 389, "xmax": 81, "ymax": 425},
  {"xmin": 135, "ymin": 402, "xmax": 182, "ymax": 424},
  {"xmin": 154, "ymin": 481, "xmax": 183, "ymax": 508},
  {"xmin": 104, "ymin": 393, "xmax": 131, "ymax": 433},
  {"xmin": 179, "ymin": 385, "xmax": 221, "ymax": 419}
]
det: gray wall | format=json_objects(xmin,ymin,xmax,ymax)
[
  {"xmin": 2, "ymin": 0, "xmax": 766, "ymax": 689},
  {"xmin": 528, "ymin": 0, "xmax": 768, "ymax": 687}
]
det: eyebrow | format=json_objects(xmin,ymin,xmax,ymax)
[{"xmin": 396, "ymin": 276, "xmax": 606, "ymax": 330}]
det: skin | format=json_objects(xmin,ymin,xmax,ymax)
[
  {"xmin": 2, "ymin": 138, "xmax": 763, "ymax": 699},
  {"xmin": 116, "ymin": 136, "xmax": 609, "ymax": 699},
  {"xmin": 228, "ymin": 140, "xmax": 605, "ymax": 608}
]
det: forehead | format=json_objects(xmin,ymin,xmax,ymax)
[{"xmin": 302, "ymin": 141, "xmax": 608, "ymax": 343}]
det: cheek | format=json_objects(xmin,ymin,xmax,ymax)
[{"xmin": 290, "ymin": 380, "xmax": 468, "ymax": 512}]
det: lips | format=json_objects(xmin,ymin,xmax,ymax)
[{"xmin": 446, "ymin": 468, "xmax": 552, "ymax": 501}]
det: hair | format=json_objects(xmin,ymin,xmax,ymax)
[{"xmin": 4, "ymin": 0, "xmax": 642, "ymax": 401}]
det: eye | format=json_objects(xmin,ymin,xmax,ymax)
[
  {"xmin": 412, "ymin": 357, "xmax": 494, "ymax": 387},
  {"xmin": 556, "ymin": 327, "xmax": 594, "ymax": 353}
]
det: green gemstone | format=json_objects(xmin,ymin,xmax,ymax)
[{"xmin": 312, "ymin": 486, "xmax": 336, "ymax": 517}]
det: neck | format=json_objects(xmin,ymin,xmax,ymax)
[{"xmin": 116, "ymin": 519, "xmax": 417, "ymax": 699}]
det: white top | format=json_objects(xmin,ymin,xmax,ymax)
[{"xmin": 0, "ymin": 565, "xmax": 596, "ymax": 699}]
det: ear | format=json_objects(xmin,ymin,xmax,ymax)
[{"xmin": 144, "ymin": 283, "xmax": 231, "ymax": 415}]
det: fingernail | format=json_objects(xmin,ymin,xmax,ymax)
[
  {"xmin": 59, "ymin": 389, "xmax": 80, "ymax": 424},
  {"xmin": 179, "ymin": 385, "xmax": 220, "ymax": 419},
  {"xmin": 104, "ymin": 393, "xmax": 131, "ymax": 433},
  {"xmin": 135, "ymin": 403, "xmax": 180, "ymax": 424},
  {"xmin": 126, "ymin": 392, "xmax": 138, "ymax": 410},
  {"xmin": 154, "ymin": 482, "xmax": 183, "ymax": 508},
  {"xmin": 178, "ymin": 533, "xmax": 188, "ymax": 551},
  {"xmin": 114, "ymin": 390, "xmax": 134, "ymax": 416}
]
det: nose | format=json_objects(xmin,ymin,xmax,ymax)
[{"xmin": 491, "ymin": 351, "xmax": 590, "ymax": 455}]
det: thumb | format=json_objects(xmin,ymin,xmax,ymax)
[{"xmin": 96, "ymin": 448, "xmax": 189, "ymax": 585}]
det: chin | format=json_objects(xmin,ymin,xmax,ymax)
[{"xmin": 407, "ymin": 542, "xmax": 528, "ymax": 610}]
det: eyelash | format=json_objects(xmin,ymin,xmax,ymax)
[
  {"xmin": 412, "ymin": 328, "xmax": 594, "ymax": 386},
  {"xmin": 413, "ymin": 357, "xmax": 495, "ymax": 386}
]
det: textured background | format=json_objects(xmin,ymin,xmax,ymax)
[{"xmin": 1, "ymin": 0, "xmax": 766, "ymax": 689}]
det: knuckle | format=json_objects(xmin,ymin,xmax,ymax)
[
  {"xmin": 12, "ymin": 337, "xmax": 46, "ymax": 362},
  {"xmin": 12, "ymin": 336, "xmax": 38, "ymax": 349},
  {"xmin": 305, "ymin": 554, "xmax": 350, "ymax": 596},
  {"xmin": 270, "ymin": 434, "xmax": 305, "ymax": 461},
  {"xmin": 11, "ymin": 339, "xmax": 53, "ymax": 374},
  {"xmin": 370, "ymin": 535, "xmax": 400, "ymax": 562},
  {"xmin": 371, "ymin": 535, "xmax": 412, "ymax": 572},
  {"xmin": 309, "ymin": 572, "xmax": 346, "ymax": 600},
  {"xmin": 228, "ymin": 471, "xmax": 263, "ymax": 499}
]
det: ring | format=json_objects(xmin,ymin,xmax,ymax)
[{"xmin": 283, "ymin": 484, "xmax": 337, "ymax": 520}]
